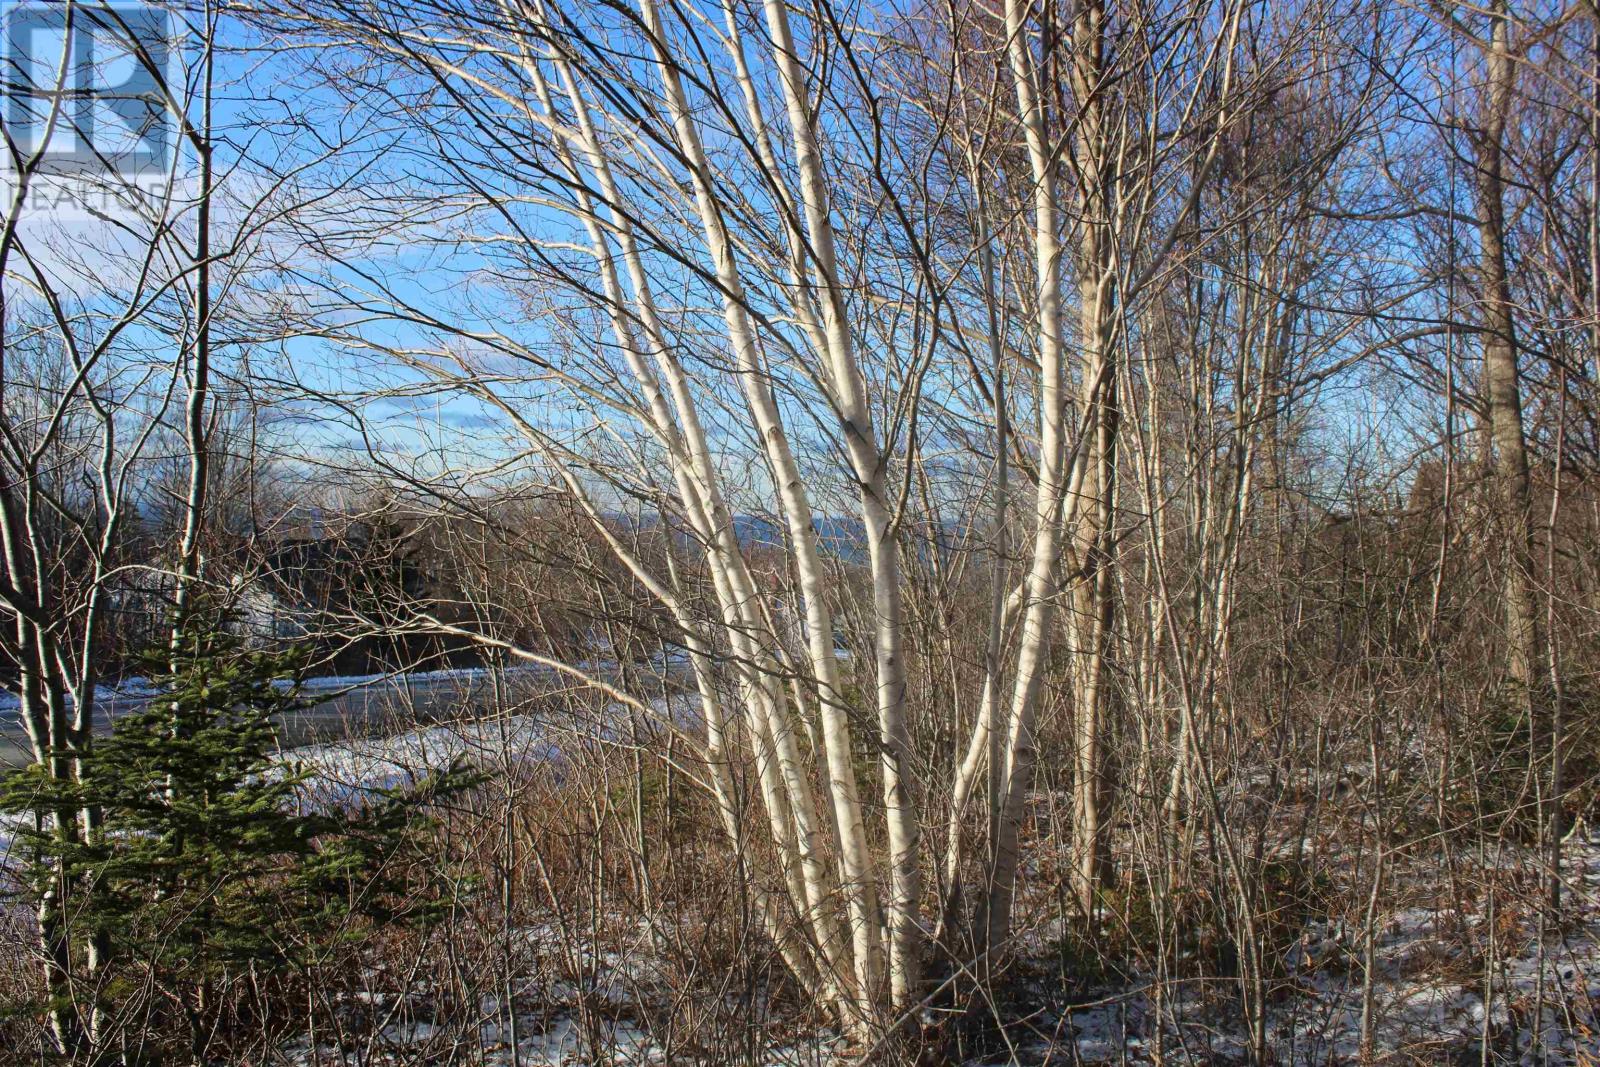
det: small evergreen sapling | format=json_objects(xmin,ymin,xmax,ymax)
[{"xmin": 0, "ymin": 615, "xmax": 476, "ymax": 1062}]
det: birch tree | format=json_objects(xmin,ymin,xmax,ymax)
[{"xmin": 267, "ymin": 0, "xmax": 1262, "ymax": 1033}]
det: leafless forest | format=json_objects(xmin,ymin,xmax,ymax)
[{"xmin": 2, "ymin": 0, "xmax": 1600, "ymax": 1063}]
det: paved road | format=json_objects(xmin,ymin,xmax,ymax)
[{"xmin": 0, "ymin": 666, "xmax": 612, "ymax": 767}]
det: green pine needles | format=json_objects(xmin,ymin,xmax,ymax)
[{"xmin": 0, "ymin": 611, "xmax": 478, "ymax": 1063}]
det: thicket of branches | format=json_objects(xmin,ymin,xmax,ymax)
[{"xmin": 3, "ymin": 0, "xmax": 1600, "ymax": 1062}]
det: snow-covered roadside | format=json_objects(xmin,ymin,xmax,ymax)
[
  {"xmin": 287, "ymin": 693, "xmax": 692, "ymax": 800},
  {"xmin": 1, "ymin": 691, "xmax": 689, "ymax": 879},
  {"xmin": 0, "ymin": 662, "xmax": 630, "ymax": 716},
  {"xmin": 0, "ymin": 676, "xmax": 169, "ymax": 715},
  {"xmin": 287, "ymin": 714, "xmax": 565, "ymax": 800}
]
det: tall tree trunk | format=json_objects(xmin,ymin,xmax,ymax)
[
  {"xmin": 1473, "ymin": 0, "xmax": 1540, "ymax": 695},
  {"xmin": 1067, "ymin": 0, "xmax": 1117, "ymax": 921},
  {"xmin": 985, "ymin": 0, "xmax": 1074, "ymax": 955}
]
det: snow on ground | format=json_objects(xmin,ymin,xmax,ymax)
[
  {"xmin": 1, "ymin": 684, "xmax": 690, "ymax": 880},
  {"xmin": 278, "ymin": 910, "xmax": 841, "ymax": 1066},
  {"xmin": 273, "ymin": 833, "xmax": 1600, "ymax": 1066},
  {"xmin": 290, "ymin": 659, "xmax": 646, "ymax": 696},
  {"xmin": 286, "ymin": 693, "xmax": 690, "ymax": 801},
  {"xmin": 9, "ymin": 693, "xmax": 1599, "ymax": 1064},
  {"xmin": 288, "ymin": 714, "xmax": 565, "ymax": 799},
  {"xmin": 279, "ymin": 1014, "xmax": 841, "ymax": 1067},
  {"xmin": 976, "ymin": 838, "xmax": 1600, "ymax": 1065}
]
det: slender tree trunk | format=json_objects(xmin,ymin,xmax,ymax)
[
  {"xmin": 755, "ymin": 0, "xmax": 921, "ymax": 1002},
  {"xmin": 1066, "ymin": 0, "xmax": 1118, "ymax": 922},
  {"xmin": 985, "ymin": 0, "xmax": 1073, "ymax": 954},
  {"xmin": 1070, "ymin": 368, "xmax": 1117, "ymax": 918},
  {"xmin": 1472, "ymin": 0, "xmax": 1540, "ymax": 695}
]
